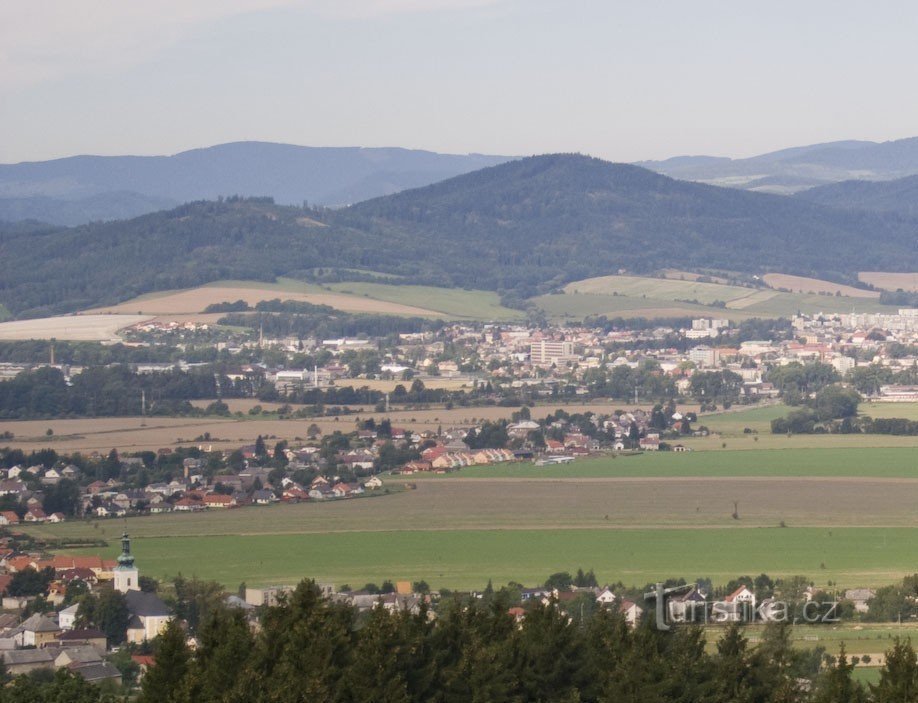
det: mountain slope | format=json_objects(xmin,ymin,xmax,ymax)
[
  {"xmin": 2, "ymin": 154, "xmax": 917, "ymax": 318},
  {"xmin": 639, "ymin": 137, "xmax": 918, "ymax": 193},
  {"xmin": 0, "ymin": 142, "xmax": 512, "ymax": 224},
  {"xmin": 796, "ymin": 175, "xmax": 918, "ymax": 216}
]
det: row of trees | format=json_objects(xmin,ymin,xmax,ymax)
[
  {"xmin": 0, "ymin": 365, "xmax": 257, "ymax": 419},
  {"xmin": 134, "ymin": 579, "xmax": 913, "ymax": 703}
]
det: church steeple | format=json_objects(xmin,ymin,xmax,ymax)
[
  {"xmin": 117, "ymin": 531, "xmax": 135, "ymax": 568},
  {"xmin": 114, "ymin": 531, "xmax": 139, "ymax": 593}
]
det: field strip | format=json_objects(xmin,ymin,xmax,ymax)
[
  {"xmin": 434, "ymin": 476, "xmax": 918, "ymax": 484},
  {"xmin": 725, "ymin": 289, "xmax": 779, "ymax": 309}
]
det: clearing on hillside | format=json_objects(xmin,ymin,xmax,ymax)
[
  {"xmin": 763, "ymin": 273, "xmax": 880, "ymax": 298},
  {"xmin": 859, "ymin": 271, "xmax": 918, "ymax": 292}
]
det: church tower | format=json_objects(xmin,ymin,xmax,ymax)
[{"xmin": 113, "ymin": 531, "xmax": 140, "ymax": 593}]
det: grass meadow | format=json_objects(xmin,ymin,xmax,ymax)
[{"xmin": 54, "ymin": 526, "xmax": 918, "ymax": 591}]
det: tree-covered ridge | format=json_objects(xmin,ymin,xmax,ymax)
[
  {"xmin": 3, "ymin": 155, "xmax": 918, "ymax": 317},
  {"xmin": 796, "ymin": 174, "xmax": 918, "ymax": 216}
]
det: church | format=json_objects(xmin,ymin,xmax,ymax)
[{"xmin": 113, "ymin": 532, "xmax": 172, "ymax": 644}]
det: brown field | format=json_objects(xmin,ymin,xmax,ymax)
[
  {"xmin": 859, "ymin": 272, "xmax": 918, "ymax": 292},
  {"xmin": 0, "ymin": 403, "xmax": 698, "ymax": 454},
  {"xmin": 763, "ymin": 273, "xmax": 880, "ymax": 298},
  {"xmin": 0, "ymin": 314, "xmax": 152, "ymax": 341},
  {"xmin": 86, "ymin": 284, "xmax": 443, "ymax": 318}
]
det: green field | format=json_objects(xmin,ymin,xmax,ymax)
[
  {"xmin": 326, "ymin": 281, "xmax": 523, "ymax": 321},
  {"xmin": 57, "ymin": 526, "xmax": 918, "ymax": 591},
  {"xmin": 538, "ymin": 274, "xmax": 897, "ymax": 320},
  {"xmin": 564, "ymin": 275, "xmax": 758, "ymax": 305},
  {"xmin": 415, "ymin": 447, "xmax": 918, "ymax": 479},
  {"xmin": 0, "ymin": 303, "xmax": 10, "ymax": 322}
]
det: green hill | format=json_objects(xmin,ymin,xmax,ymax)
[{"xmin": 2, "ymin": 155, "xmax": 918, "ymax": 318}]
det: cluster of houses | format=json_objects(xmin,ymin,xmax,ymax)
[{"xmin": 0, "ymin": 535, "xmax": 172, "ymax": 685}]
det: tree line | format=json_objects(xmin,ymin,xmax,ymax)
[{"xmin": 130, "ymin": 579, "xmax": 912, "ymax": 703}]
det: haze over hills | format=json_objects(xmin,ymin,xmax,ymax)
[
  {"xmin": 2, "ymin": 154, "xmax": 917, "ymax": 319},
  {"xmin": 639, "ymin": 136, "xmax": 918, "ymax": 194},
  {"xmin": 0, "ymin": 142, "xmax": 512, "ymax": 226},
  {"xmin": 796, "ymin": 174, "xmax": 918, "ymax": 217}
]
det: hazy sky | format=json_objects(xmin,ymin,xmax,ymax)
[{"xmin": 3, "ymin": 0, "xmax": 918, "ymax": 164}]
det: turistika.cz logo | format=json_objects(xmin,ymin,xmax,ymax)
[{"xmin": 644, "ymin": 583, "xmax": 840, "ymax": 631}]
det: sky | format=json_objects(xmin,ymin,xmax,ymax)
[{"xmin": 2, "ymin": 0, "xmax": 918, "ymax": 164}]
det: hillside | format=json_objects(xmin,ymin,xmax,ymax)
[
  {"xmin": 2, "ymin": 155, "xmax": 917, "ymax": 318},
  {"xmin": 334, "ymin": 155, "xmax": 918, "ymax": 295},
  {"xmin": 796, "ymin": 174, "xmax": 918, "ymax": 216},
  {"xmin": 640, "ymin": 136, "xmax": 918, "ymax": 193},
  {"xmin": 0, "ymin": 142, "xmax": 512, "ymax": 225}
]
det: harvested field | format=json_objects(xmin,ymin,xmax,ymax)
[
  {"xmin": 0, "ymin": 314, "xmax": 152, "ymax": 341},
  {"xmin": 87, "ymin": 281, "xmax": 442, "ymax": 318},
  {"xmin": 763, "ymin": 273, "xmax": 880, "ymax": 298},
  {"xmin": 859, "ymin": 271, "xmax": 918, "ymax": 292}
]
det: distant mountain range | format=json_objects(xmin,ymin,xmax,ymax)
[
  {"xmin": 7, "ymin": 136, "xmax": 918, "ymax": 227},
  {"xmin": 0, "ymin": 142, "xmax": 512, "ymax": 226},
  {"xmin": 3, "ymin": 154, "xmax": 916, "ymax": 319},
  {"xmin": 639, "ymin": 136, "xmax": 918, "ymax": 194}
]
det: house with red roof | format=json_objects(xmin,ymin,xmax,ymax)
[{"xmin": 202, "ymin": 494, "xmax": 235, "ymax": 508}]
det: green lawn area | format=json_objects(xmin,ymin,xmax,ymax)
[
  {"xmin": 327, "ymin": 281, "xmax": 523, "ymax": 321},
  {"xmin": 0, "ymin": 303, "xmax": 10, "ymax": 322},
  {"xmin": 420, "ymin": 447, "xmax": 918, "ymax": 479},
  {"xmin": 60, "ymin": 526, "xmax": 918, "ymax": 591}
]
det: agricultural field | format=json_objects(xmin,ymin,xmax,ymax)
[
  {"xmin": 539, "ymin": 274, "xmax": 896, "ymax": 321},
  {"xmin": 81, "ymin": 277, "xmax": 525, "ymax": 322},
  {"xmin": 21, "ymin": 441, "xmax": 918, "ymax": 590},
  {"xmin": 34, "ymin": 524, "xmax": 918, "ymax": 592},
  {"xmin": 0, "ymin": 314, "xmax": 152, "ymax": 341},
  {"xmin": 762, "ymin": 273, "xmax": 880, "ymax": 299},
  {"xmin": 417, "ymin": 446, "xmax": 918, "ymax": 479},
  {"xmin": 859, "ymin": 271, "xmax": 918, "ymax": 292},
  {"xmin": 325, "ymin": 282, "xmax": 523, "ymax": 321},
  {"xmin": 86, "ymin": 278, "xmax": 442, "ymax": 318}
]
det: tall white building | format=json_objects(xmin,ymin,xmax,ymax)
[{"xmin": 530, "ymin": 340, "xmax": 577, "ymax": 366}]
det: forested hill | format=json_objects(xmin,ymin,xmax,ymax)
[
  {"xmin": 2, "ymin": 155, "xmax": 918, "ymax": 318},
  {"xmin": 334, "ymin": 154, "xmax": 918, "ymax": 294},
  {"xmin": 796, "ymin": 174, "xmax": 918, "ymax": 216}
]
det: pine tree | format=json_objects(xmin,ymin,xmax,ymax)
[
  {"xmin": 183, "ymin": 608, "xmax": 254, "ymax": 702},
  {"xmin": 872, "ymin": 637, "xmax": 918, "ymax": 703},
  {"xmin": 812, "ymin": 643, "xmax": 866, "ymax": 703},
  {"xmin": 140, "ymin": 619, "xmax": 190, "ymax": 703}
]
